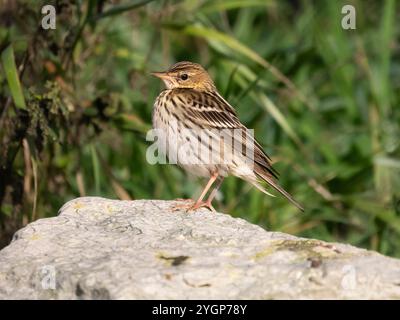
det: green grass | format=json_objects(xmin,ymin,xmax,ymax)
[{"xmin": 0, "ymin": 0, "xmax": 399, "ymax": 257}]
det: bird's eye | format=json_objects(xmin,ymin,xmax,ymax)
[{"xmin": 180, "ymin": 74, "xmax": 188, "ymax": 80}]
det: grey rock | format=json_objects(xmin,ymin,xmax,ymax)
[{"xmin": 0, "ymin": 197, "xmax": 400, "ymax": 299}]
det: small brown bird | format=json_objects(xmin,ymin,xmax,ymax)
[{"xmin": 151, "ymin": 61, "xmax": 303, "ymax": 212}]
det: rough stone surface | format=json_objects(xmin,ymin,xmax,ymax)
[{"xmin": 0, "ymin": 197, "xmax": 400, "ymax": 299}]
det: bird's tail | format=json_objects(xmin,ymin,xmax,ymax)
[{"xmin": 250, "ymin": 171, "xmax": 304, "ymax": 212}]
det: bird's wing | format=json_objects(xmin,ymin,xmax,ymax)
[{"xmin": 172, "ymin": 89, "xmax": 279, "ymax": 179}]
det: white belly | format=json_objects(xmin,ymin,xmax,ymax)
[{"xmin": 151, "ymin": 93, "xmax": 252, "ymax": 179}]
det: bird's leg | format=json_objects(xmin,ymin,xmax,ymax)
[
  {"xmin": 190, "ymin": 177, "xmax": 224, "ymax": 212},
  {"xmin": 170, "ymin": 173, "xmax": 218, "ymax": 212},
  {"xmin": 189, "ymin": 174, "xmax": 222, "ymax": 212},
  {"xmin": 204, "ymin": 176, "xmax": 224, "ymax": 208},
  {"xmin": 195, "ymin": 173, "xmax": 219, "ymax": 203}
]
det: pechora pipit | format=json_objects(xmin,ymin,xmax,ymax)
[{"xmin": 151, "ymin": 61, "xmax": 303, "ymax": 212}]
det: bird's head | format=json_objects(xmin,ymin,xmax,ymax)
[{"xmin": 151, "ymin": 61, "xmax": 216, "ymax": 91}]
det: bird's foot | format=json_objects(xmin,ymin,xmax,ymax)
[
  {"xmin": 170, "ymin": 199, "xmax": 195, "ymax": 212},
  {"xmin": 174, "ymin": 198, "xmax": 194, "ymax": 202},
  {"xmin": 188, "ymin": 201, "xmax": 215, "ymax": 212},
  {"xmin": 170, "ymin": 199, "xmax": 215, "ymax": 212}
]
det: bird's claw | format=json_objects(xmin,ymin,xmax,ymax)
[
  {"xmin": 170, "ymin": 199, "xmax": 195, "ymax": 212},
  {"xmin": 174, "ymin": 198, "xmax": 194, "ymax": 202},
  {"xmin": 187, "ymin": 201, "xmax": 215, "ymax": 212},
  {"xmin": 170, "ymin": 199, "xmax": 215, "ymax": 212}
]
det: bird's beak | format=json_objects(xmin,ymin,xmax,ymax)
[
  {"xmin": 151, "ymin": 71, "xmax": 175, "ymax": 89},
  {"xmin": 150, "ymin": 71, "xmax": 169, "ymax": 79}
]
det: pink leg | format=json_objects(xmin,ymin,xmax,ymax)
[
  {"xmin": 190, "ymin": 176, "xmax": 224, "ymax": 212},
  {"xmin": 171, "ymin": 173, "xmax": 218, "ymax": 212},
  {"xmin": 205, "ymin": 177, "xmax": 224, "ymax": 204},
  {"xmin": 194, "ymin": 172, "xmax": 219, "ymax": 204}
]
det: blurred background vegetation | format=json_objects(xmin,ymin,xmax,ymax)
[{"xmin": 0, "ymin": 0, "xmax": 399, "ymax": 256}]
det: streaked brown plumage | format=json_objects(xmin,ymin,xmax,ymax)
[{"xmin": 151, "ymin": 61, "xmax": 303, "ymax": 211}]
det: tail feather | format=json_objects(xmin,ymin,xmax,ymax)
[{"xmin": 254, "ymin": 172, "xmax": 304, "ymax": 212}]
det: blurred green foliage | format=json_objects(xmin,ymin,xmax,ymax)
[{"xmin": 0, "ymin": 0, "xmax": 399, "ymax": 256}]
